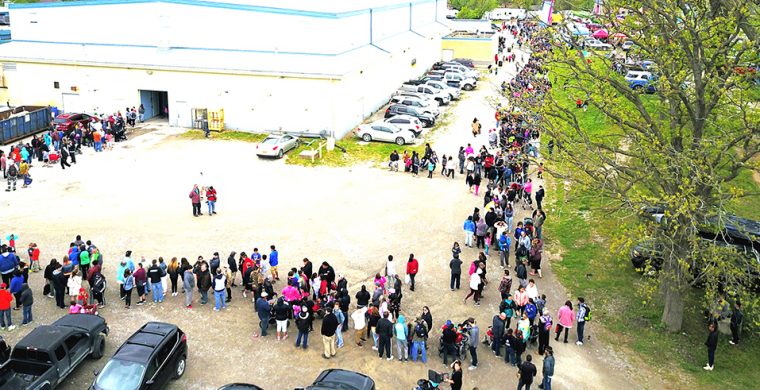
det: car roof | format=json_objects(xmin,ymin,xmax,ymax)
[
  {"xmin": 113, "ymin": 322, "xmax": 179, "ymax": 363},
  {"xmin": 15, "ymin": 326, "xmax": 79, "ymax": 352},
  {"xmin": 386, "ymin": 115, "xmax": 416, "ymax": 122},
  {"xmin": 308, "ymin": 369, "xmax": 375, "ymax": 390},
  {"xmin": 218, "ymin": 384, "xmax": 265, "ymax": 390}
]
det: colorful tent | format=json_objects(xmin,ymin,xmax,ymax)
[{"xmin": 592, "ymin": 29, "xmax": 608, "ymax": 39}]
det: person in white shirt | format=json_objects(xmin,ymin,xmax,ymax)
[
  {"xmin": 526, "ymin": 279, "xmax": 539, "ymax": 301},
  {"xmin": 352, "ymin": 306, "xmax": 369, "ymax": 346},
  {"xmin": 385, "ymin": 255, "xmax": 397, "ymax": 279}
]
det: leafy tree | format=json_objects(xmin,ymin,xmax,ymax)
[
  {"xmin": 525, "ymin": 0, "xmax": 759, "ymax": 331},
  {"xmin": 451, "ymin": 0, "xmax": 500, "ymax": 19}
]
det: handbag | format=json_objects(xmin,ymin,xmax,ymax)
[{"xmin": 404, "ymin": 274, "xmax": 411, "ymax": 284}]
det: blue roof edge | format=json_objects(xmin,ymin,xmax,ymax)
[{"xmin": 10, "ymin": 0, "xmax": 437, "ymax": 19}]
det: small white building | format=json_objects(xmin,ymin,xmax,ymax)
[
  {"xmin": 485, "ymin": 8, "xmax": 526, "ymax": 21},
  {"xmin": 0, "ymin": 0, "xmax": 449, "ymax": 137}
]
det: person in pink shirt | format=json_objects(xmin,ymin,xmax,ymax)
[
  {"xmin": 555, "ymin": 301, "xmax": 575, "ymax": 343},
  {"xmin": 373, "ymin": 273, "xmax": 386, "ymax": 291},
  {"xmin": 281, "ymin": 282, "xmax": 300, "ymax": 302},
  {"xmin": 514, "ymin": 286, "xmax": 529, "ymax": 315}
]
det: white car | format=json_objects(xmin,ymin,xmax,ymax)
[
  {"xmin": 355, "ymin": 122, "xmax": 416, "ymax": 145},
  {"xmin": 384, "ymin": 115, "xmax": 423, "ymax": 137},
  {"xmin": 390, "ymin": 95, "xmax": 440, "ymax": 117},
  {"xmin": 621, "ymin": 41, "xmax": 635, "ymax": 51},
  {"xmin": 425, "ymin": 80, "xmax": 461, "ymax": 100},
  {"xmin": 255, "ymin": 134, "xmax": 299, "ymax": 158},
  {"xmin": 585, "ymin": 38, "xmax": 613, "ymax": 51}
]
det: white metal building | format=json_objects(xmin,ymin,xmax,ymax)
[{"xmin": 0, "ymin": 0, "xmax": 449, "ymax": 137}]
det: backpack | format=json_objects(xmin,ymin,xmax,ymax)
[
  {"xmin": 583, "ymin": 304, "xmax": 592, "ymax": 321},
  {"xmin": 414, "ymin": 323, "xmax": 427, "ymax": 339},
  {"xmin": 7, "ymin": 164, "xmax": 17, "ymax": 177}
]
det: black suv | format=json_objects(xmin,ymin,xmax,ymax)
[
  {"xmin": 91, "ymin": 322, "xmax": 187, "ymax": 390},
  {"xmin": 384, "ymin": 104, "xmax": 435, "ymax": 127}
]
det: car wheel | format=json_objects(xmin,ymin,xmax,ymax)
[
  {"xmin": 463, "ymin": 84, "xmax": 474, "ymax": 91},
  {"xmin": 362, "ymin": 134, "xmax": 372, "ymax": 142},
  {"xmin": 632, "ymin": 85, "xmax": 643, "ymax": 91},
  {"xmin": 277, "ymin": 149, "xmax": 284, "ymax": 158},
  {"xmin": 422, "ymin": 120, "xmax": 432, "ymax": 127},
  {"xmin": 395, "ymin": 137, "xmax": 405, "ymax": 145},
  {"xmin": 174, "ymin": 355, "xmax": 187, "ymax": 379},
  {"xmin": 90, "ymin": 334, "xmax": 105, "ymax": 359}
]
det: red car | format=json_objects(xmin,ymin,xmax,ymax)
[{"xmin": 54, "ymin": 113, "xmax": 97, "ymax": 133}]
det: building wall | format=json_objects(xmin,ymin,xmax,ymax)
[
  {"xmin": 3, "ymin": 62, "xmax": 339, "ymax": 133},
  {"xmin": 441, "ymin": 36, "xmax": 497, "ymax": 62}
]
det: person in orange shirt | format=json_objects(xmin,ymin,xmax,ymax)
[
  {"xmin": 93, "ymin": 130, "xmax": 103, "ymax": 152},
  {"xmin": 0, "ymin": 283, "xmax": 14, "ymax": 330}
]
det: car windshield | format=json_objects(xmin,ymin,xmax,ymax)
[
  {"xmin": 95, "ymin": 359, "xmax": 145, "ymax": 390},
  {"xmin": 54, "ymin": 118, "xmax": 69, "ymax": 124},
  {"xmin": 261, "ymin": 138, "xmax": 279, "ymax": 145}
]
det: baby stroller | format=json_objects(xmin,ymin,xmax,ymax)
[
  {"xmin": 523, "ymin": 217, "xmax": 535, "ymax": 238},
  {"xmin": 527, "ymin": 323, "xmax": 539, "ymax": 346},
  {"xmin": 415, "ymin": 370, "xmax": 448, "ymax": 390},
  {"xmin": 438, "ymin": 323, "xmax": 470, "ymax": 361}
]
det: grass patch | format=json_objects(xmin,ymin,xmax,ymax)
[
  {"xmin": 286, "ymin": 105, "xmax": 457, "ymax": 167},
  {"xmin": 545, "ymin": 174, "xmax": 760, "ymax": 389},
  {"xmin": 176, "ymin": 130, "xmax": 268, "ymax": 143}
]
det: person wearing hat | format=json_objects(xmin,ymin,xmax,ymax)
[
  {"xmin": 254, "ymin": 292, "xmax": 271, "ymax": 338},
  {"xmin": 538, "ymin": 308, "xmax": 553, "ymax": 355},
  {"xmin": 0, "ymin": 283, "xmax": 14, "ymax": 330}
]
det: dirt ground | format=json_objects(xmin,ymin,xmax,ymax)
[{"xmin": 0, "ymin": 43, "xmax": 665, "ymax": 390}]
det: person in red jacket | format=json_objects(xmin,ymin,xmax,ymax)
[
  {"xmin": 206, "ymin": 186, "xmax": 217, "ymax": 215},
  {"xmin": 406, "ymin": 254, "xmax": 419, "ymax": 292},
  {"xmin": 0, "ymin": 283, "xmax": 14, "ymax": 330}
]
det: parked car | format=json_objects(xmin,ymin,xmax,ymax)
[
  {"xmin": 296, "ymin": 369, "xmax": 375, "ymax": 390},
  {"xmin": 423, "ymin": 79, "xmax": 461, "ymax": 100},
  {"xmin": 217, "ymin": 384, "xmax": 264, "ymax": 390},
  {"xmin": 451, "ymin": 58, "xmax": 475, "ymax": 68},
  {"xmin": 625, "ymin": 70, "xmax": 657, "ymax": 93},
  {"xmin": 621, "ymin": 41, "xmax": 635, "ymax": 51},
  {"xmin": 91, "ymin": 322, "xmax": 187, "ymax": 390},
  {"xmin": 0, "ymin": 337, "xmax": 8, "ymax": 364},
  {"xmin": 384, "ymin": 104, "xmax": 435, "ymax": 127},
  {"xmin": 399, "ymin": 83, "xmax": 450, "ymax": 105},
  {"xmin": 392, "ymin": 90, "xmax": 436, "ymax": 104},
  {"xmin": 355, "ymin": 122, "xmax": 415, "ymax": 145},
  {"xmin": 255, "ymin": 134, "xmax": 299, "ymax": 158},
  {"xmin": 585, "ymin": 38, "xmax": 613, "ymax": 50},
  {"xmin": 385, "ymin": 115, "xmax": 423, "ymax": 137},
  {"xmin": 0, "ymin": 314, "xmax": 109, "ymax": 390},
  {"xmin": 630, "ymin": 238, "xmax": 760, "ymax": 290},
  {"xmin": 444, "ymin": 72, "xmax": 477, "ymax": 90},
  {"xmin": 54, "ymin": 113, "xmax": 97, "ymax": 134},
  {"xmin": 389, "ymin": 95, "xmax": 440, "ymax": 117},
  {"xmin": 439, "ymin": 63, "xmax": 479, "ymax": 79}
]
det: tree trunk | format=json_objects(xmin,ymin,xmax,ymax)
[{"xmin": 661, "ymin": 280, "xmax": 684, "ymax": 332}]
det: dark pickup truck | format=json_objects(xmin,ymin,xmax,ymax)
[{"xmin": 0, "ymin": 314, "xmax": 109, "ymax": 390}]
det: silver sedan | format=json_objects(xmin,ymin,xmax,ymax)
[{"xmin": 256, "ymin": 134, "xmax": 299, "ymax": 158}]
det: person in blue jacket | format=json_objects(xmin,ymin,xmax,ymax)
[
  {"xmin": 0, "ymin": 245, "xmax": 19, "ymax": 287},
  {"xmin": 269, "ymin": 245, "xmax": 279, "ymax": 281},
  {"xmin": 254, "ymin": 292, "xmax": 272, "ymax": 338},
  {"xmin": 9, "ymin": 270, "xmax": 24, "ymax": 310},
  {"xmin": 68, "ymin": 244, "xmax": 80, "ymax": 266},
  {"xmin": 463, "ymin": 216, "xmax": 476, "ymax": 248}
]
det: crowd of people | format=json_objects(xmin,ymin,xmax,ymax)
[
  {"xmin": 0, "ymin": 21, "xmax": 618, "ymax": 390},
  {"xmin": 0, "ymin": 108, "xmax": 145, "ymax": 192}
]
